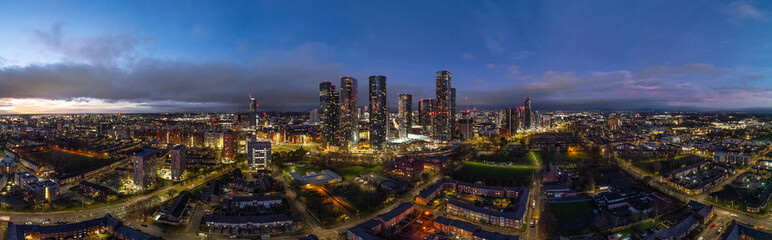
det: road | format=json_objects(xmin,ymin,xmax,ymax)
[{"xmin": 2, "ymin": 165, "xmax": 235, "ymax": 236}]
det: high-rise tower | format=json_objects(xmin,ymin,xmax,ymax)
[
  {"xmin": 418, "ymin": 98, "xmax": 434, "ymax": 134},
  {"xmin": 369, "ymin": 75, "xmax": 387, "ymax": 149},
  {"xmin": 320, "ymin": 82, "xmax": 340, "ymax": 146},
  {"xmin": 340, "ymin": 76, "xmax": 359, "ymax": 149},
  {"xmin": 248, "ymin": 96, "xmax": 257, "ymax": 127},
  {"xmin": 433, "ymin": 70, "xmax": 452, "ymax": 141},
  {"xmin": 524, "ymin": 97, "xmax": 532, "ymax": 130},
  {"xmin": 398, "ymin": 93, "xmax": 412, "ymax": 138}
]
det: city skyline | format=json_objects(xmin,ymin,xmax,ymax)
[{"xmin": 1, "ymin": 1, "xmax": 772, "ymax": 114}]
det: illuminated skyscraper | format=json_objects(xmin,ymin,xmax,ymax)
[
  {"xmin": 249, "ymin": 96, "xmax": 257, "ymax": 127},
  {"xmin": 418, "ymin": 98, "xmax": 434, "ymax": 134},
  {"xmin": 433, "ymin": 70, "xmax": 452, "ymax": 141},
  {"xmin": 369, "ymin": 75, "xmax": 387, "ymax": 149},
  {"xmin": 398, "ymin": 93, "xmax": 412, "ymax": 138},
  {"xmin": 320, "ymin": 82, "xmax": 340, "ymax": 146},
  {"xmin": 340, "ymin": 76, "xmax": 359, "ymax": 149},
  {"xmin": 524, "ymin": 97, "xmax": 532, "ymax": 129},
  {"xmin": 450, "ymin": 87, "xmax": 456, "ymax": 137},
  {"xmin": 505, "ymin": 107, "xmax": 517, "ymax": 137}
]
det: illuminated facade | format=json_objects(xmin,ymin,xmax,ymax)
[
  {"xmin": 319, "ymin": 81, "xmax": 340, "ymax": 146},
  {"xmin": 433, "ymin": 70, "xmax": 452, "ymax": 141},
  {"xmin": 398, "ymin": 93, "xmax": 412, "ymax": 138},
  {"xmin": 340, "ymin": 76, "xmax": 359, "ymax": 149},
  {"xmin": 170, "ymin": 145, "xmax": 185, "ymax": 181},
  {"xmin": 368, "ymin": 75, "xmax": 387, "ymax": 149}
]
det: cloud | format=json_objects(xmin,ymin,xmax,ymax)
[
  {"xmin": 0, "ymin": 42, "xmax": 346, "ymax": 113},
  {"xmin": 457, "ymin": 64, "xmax": 771, "ymax": 111},
  {"xmin": 727, "ymin": 1, "xmax": 764, "ymax": 20},
  {"xmin": 486, "ymin": 63, "xmax": 496, "ymax": 69},
  {"xmin": 32, "ymin": 23, "xmax": 142, "ymax": 66},
  {"xmin": 461, "ymin": 53, "xmax": 476, "ymax": 60}
]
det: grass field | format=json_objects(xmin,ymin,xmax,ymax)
[
  {"xmin": 548, "ymin": 201, "xmax": 595, "ymax": 219},
  {"xmin": 453, "ymin": 161, "xmax": 534, "ymax": 186},
  {"xmin": 27, "ymin": 150, "xmax": 114, "ymax": 176},
  {"xmin": 334, "ymin": 165, "xmax": 382, "ymax": 179}
]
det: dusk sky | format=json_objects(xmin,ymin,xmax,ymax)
[{"xmin": 0, "ymin": 0, "xmax": 771, "ymax": 114}]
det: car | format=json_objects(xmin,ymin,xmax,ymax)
[
  {"xmin": 161, "ymin": 229, "xmax": 168, "ymax": 233},
  {"xmin": 711, "ymin": 224, "xmax": 716, "ymax": 229},
  {"xmin": 731, "ymin": 214, "xmax": 738, "ymax": 218},
  {"xmin": 416, "ymin": 220, "xmax": 423, "ymax": 224},
  {"xmin": 141, "ymin": 224, "xmax": 148, "ymax": 227}
]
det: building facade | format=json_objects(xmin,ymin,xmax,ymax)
[
  {"xmin": 170, "ymin": 145, "xmax": 186, "ymax": 181},
  {"xmin": 398, "ymin": 93, "xmax": 412, "ymax": 138},
  {"xmin": 132, "ymin": 149, "xmax": 157, "ymax": 190},
  {"xmin": 340, "ymin": 76, "xmax": 359, "ymax": 149},
  {"xmin": 433, "ymin": 70, "xmax": 452, "ymax": 141},
  {"xmin": 369, "ymin": 75, "xmax": 387, "ymax": 149},
  {"xmin": 247, "ymin": 140, "xmax": 271, "ymax": 169},
  {"xmin": 320, "ymin": 81, "xmax": 341, "ymax": 147}
]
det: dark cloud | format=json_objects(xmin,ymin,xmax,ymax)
[
  {"xmin": 33, "ymin": 23, "xmax": 142, "ymax": 65},
  {"xmin": 0, "ymin": 42, "xmax": 346, "ymax": 112}
]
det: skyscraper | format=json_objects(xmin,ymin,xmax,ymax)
[
  {"xmin": 369, "ymin": 75, "xmax": 387, "ymax": 149},
  {"xmin": 450, "ymin": 87, "xmax": 456, "ymax": 138},
  {"xmin": 249, "ymin": 96, "xmax": 257, "ymax": 127},
  {"xmin": 524, "ymin": 97, "xmax": 532, "ymax": 130},
  {"xmin": 398, "ymin": 93, "xmax": 412, "ymax": 138},
  {"xmin": 320, "ymin": 82, "xmax": 340, "ymax": 146},
  {"xmin": 170, "ymin": 145, "xmax": 185, "ymax": 181},
  {"xmin": 433, "ymin": 70, "xmax": 452, "ymax": 141},
  {"xmin": 505, "ymin": 107, "xmax": 517, "ymax": 137},
  {"xmin": 418, "ymin": 98, "xmax": 434, "ymax": 134},
  {"xmin": 339, "ymin": 76, "xmax": 359, "ymax": 149}
]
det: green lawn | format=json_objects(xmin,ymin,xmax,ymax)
[
  {"xmin": 548, "ymin": 201, "xmax": 595, "ymax": 219},
  {"xmin": 453, "ymin": 161, "xmax": 534, "ymax": 186},
  {"xmin": 334, "ymin": 165, "xmax": 382, "ymax": 179}
]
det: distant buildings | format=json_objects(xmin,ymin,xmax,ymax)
[
  {"xmin": 340, "ymin": 76, "xmax": 359, "ymax": 149},
  {"xmin": 398, "ymin": 93, "xmax": 412, "ymax": 139},
  {"xmin": 320, "ymin": 81, "xmax": 341, "ymax": 147},
  {"xmin": 133, "ymin": 149, "xmax": 157, "ymax": 190},
  {"xmin": 369, "ymin": 75, "xmax": 388, "ymax": 149},
  {"xmin": 433, "ymin": 70, "xmax": 453, "ymax": 142},
  {"xmin": 170, "ymin": 145, "xmax": 186, "ymax": 181},
  {"xmin": 246, "ymin": 140, "xmax": 271, "ymax": 169}
]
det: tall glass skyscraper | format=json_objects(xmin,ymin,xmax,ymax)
[
  {"xmin": 433, "ymin": 70, "xmax": 452, "ymax": 141},
  {"xmin": 398, "ymin": 93, "xmax": 412, "ymax": 138},
  {"xmin": 340, "ymin": 76, "xmax": 358, "ymax": 149},
  {"xmin": 320, "ymin": 81, "xmax": 340, "ymax": 146},
  {"xmin": 248, "ymin": 96, "xmax": 257, "ymax": 127},
  {"xmin": 524, "ymin": 97, "xmax": 532, "ymax": 130},
  {"xmin": 418, "ymin": 98, "xmax": 434, "ymax": 134},
  {"xmin": 369, "ymin": 75, "xmax": 387, "ymax": 149}
]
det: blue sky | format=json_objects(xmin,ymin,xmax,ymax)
[{"xmin": 0, "ymin": 0, "xmax": 770, "ymax": 113}]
